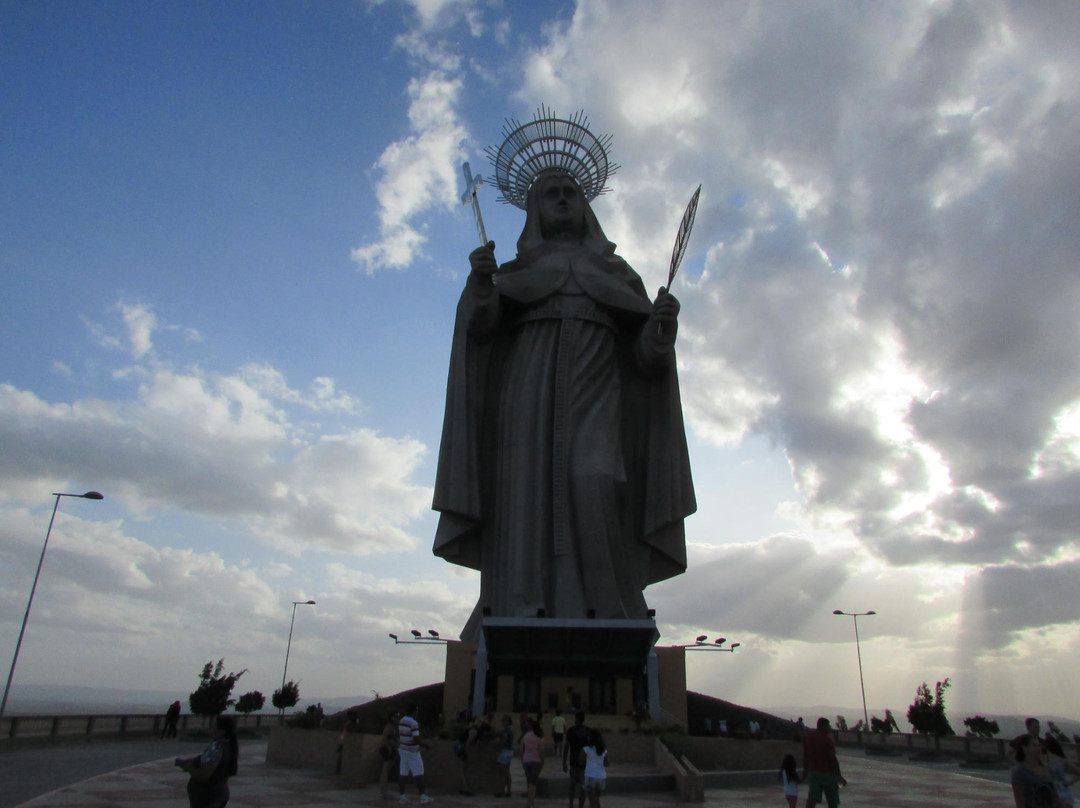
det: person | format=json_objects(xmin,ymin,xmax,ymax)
[
  {"xmin": 520, "ymin": 719, "xmax": 544, "ymax": 808},
  {"xmin": 563, "ymin": 710, "xmax": 590, "ymax": 808},
  {"xmin": 379, "ymin": 710, "xmax": 401, "ymax": 800},
  {"xmin": 1043, "ymin": 734, "xmax": 1078, "ymax": 807},
  {"xmin": 162, "ymin": 699, "xmax": 181, "ymax": 738},
  {"xmin": 335, "ymin": 709, "xmax": 360, "ymax": 775},
  {"xmin": 779, "ymin": 752, "xmax": 800, "ymax": 808},
  {"xmin": 802, "ymin": 717, "xmax": 846, "ymax": 808},
  {"xmin": 456, "ymin": 716, "xmax": 483, "ymax": 797},
  {"xmin": 1012, "ymin": 733, "xmax": 1063, "ymax": 808},
  {"xmin": 432, "ymin": 169, "xmax": 696, "ymax": 639},
  {"xmin": 551, "ymin": 709, "xmax": 567, "ymax": 758},
  {"xmin": 580, "ymin": 727, "xmax": 608, "ymax": 808},
  {"xmin": 397, "ymin": 705, "xmax": 433, "ymax": 804},
  {"xmin": 493, "ymin": 714, "xmax": 514, "ymax": 798},
  {"xmin": 176, "ymin": 715, "xmax": 238, "ymax": 808}
]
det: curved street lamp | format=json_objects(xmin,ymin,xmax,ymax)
[
  {"xmin": 280, "ymin": 599, "xmax": 316, "ymax": 716},
  {"xmin": 1, "ymin": 491, "xmax": 105, "ymax": 720},
  {"xmin": 833, "ymin": 609, "xmax": 876, "ymax": 730}
]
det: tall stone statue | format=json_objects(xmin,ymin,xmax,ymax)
[{"xmin": 433, "ymin": 111, "xmax": 696, "ymax": 640}]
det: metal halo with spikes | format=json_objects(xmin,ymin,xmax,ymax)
[{"xmin": 485, "ymin": 106, "xmax": 620, "ymax": 210}]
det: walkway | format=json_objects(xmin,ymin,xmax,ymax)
[{"xmin": 11, "ymin": 744, "xmax": 1016, "ymax": 807}]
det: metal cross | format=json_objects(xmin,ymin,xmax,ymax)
[{"xmin": 461, "ymin": 161, "xmax": 488, "ymax": 246}]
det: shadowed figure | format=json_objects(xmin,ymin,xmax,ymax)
[{"xmin": 433, "ymin": 170, "xmax": 696, "ymax": 638}]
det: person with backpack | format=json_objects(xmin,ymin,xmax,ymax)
[{"xmin": 176, "ymin": 715, "xmax": 238, "ymax": 808}]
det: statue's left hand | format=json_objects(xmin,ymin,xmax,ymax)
[{"xmin": 651, "ymin": 286, "xmax": 680, "ymax": 345}]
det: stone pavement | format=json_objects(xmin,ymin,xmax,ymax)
[{"xmin": 13, "ymin": 744, "xmax": 1017, "ymax": 807}]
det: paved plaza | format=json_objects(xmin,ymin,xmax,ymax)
[{"xmin": 6, "ymin": 743, "xmax": 1017, "ymax": 807}]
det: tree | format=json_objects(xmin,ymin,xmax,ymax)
[
  {"xmin": 963, "ymin": 715, "xmax": 1000, "ymax": 738},
  {"xmin": 272, "ymin": 680, "xmax": 300, "ymax": 712},
  {"xmin": 235, "ymin": 690, "xmax": 265, "ymax": 715},
  {"xmin": 189, "ymin": 659, "xmax": 247, "ymax": 718},
  {"xmin": 871, "ymin": 710, "xmax": 900, "ymax": 734},
  {"xmin": 906, "ymin": 678, "xmax": 954, "ymax": 736},
  {"xmin": 835, "ymin": 715, "xmax": 849, "ymax": 732}
]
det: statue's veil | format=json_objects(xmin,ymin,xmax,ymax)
[{"xmin": 516, "ymin": 170, "xmax": 617, "ymax": 257}]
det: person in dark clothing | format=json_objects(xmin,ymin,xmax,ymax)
[
  {"xmin": 177, "ymin": 715, "xmax": 237, "ymax": 808},
  {"xmin": 562, "ymin": 711, "xmax": 590, "ymax": 808},
  {"xmin": 162, "ymin": 700, "xmax": 181, "ymax": 738}
]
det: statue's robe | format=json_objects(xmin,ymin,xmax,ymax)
[{"xmin": 432, "ymin": 241, "xmax": 696, "ymax": 640}]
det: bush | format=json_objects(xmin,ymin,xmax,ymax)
[
  {"xmin": 285, "ymin": 703, "xmax": 325, "ymax": 729},
  {"xmin": 235, "ymin": 691, "xmax": 265, "ymax": 714},
  {"xmin": 963, "ymin": 716, "xmax": 1000, "ymax": 738}
]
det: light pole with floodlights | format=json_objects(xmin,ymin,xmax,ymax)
[
  {"xmin": 1, "ymin": 491, "xmax": 104, "ymax": 720},
  {"xmin": 279, "ymin": 599, "xmax": 316, "ymax": 716},
  {"xmin": 833, "ymin": 609, "xmax": 876, "ymax": 731}
]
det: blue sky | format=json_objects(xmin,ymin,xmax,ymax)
[{"xmin": 3, "ymin": 0, "xmax": 1080, "ymax": 724}]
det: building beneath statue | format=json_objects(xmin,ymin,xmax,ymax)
[{"xmin": 440, "ymin": 616, "xmax": 689, "ymax": 726}]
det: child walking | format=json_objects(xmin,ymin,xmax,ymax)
[
  {"xmin": 779, "ymin": 753, "xmax": 800, "ymax": 808},
  {"xmin": 580, "ymin": 728, "xmax": 608, "ymax": 808}
]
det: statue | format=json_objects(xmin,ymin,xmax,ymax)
[{"xmin": 433, "ymin": 110, "xmax": 696, "ymax": 640}]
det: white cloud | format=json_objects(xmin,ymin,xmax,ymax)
[
  {"xmin": 351, "ymin": 73, "xmax": 469, "ymax": 272},
  {"xmin": 0, "ymin": 304, "xmax": 431, "ymax": 556},
  {"xmin": 515, "ymin": 0, "xmax": 1080, "ymax": 696}
]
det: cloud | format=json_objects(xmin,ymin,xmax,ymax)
[
  {"xmin": 350, "ymin": 72, "xmax": 469, "ymax": 272},
  {"xmin": 0, "ymin": 304, "xmax": 431, "ymax": 556},
  {"xmin": 512, "ymin": 0, "xmax": 1080, "ymax": 676}
]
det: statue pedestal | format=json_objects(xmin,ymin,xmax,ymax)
[{"xmin": 442, "ymin": 618, "xmax": 688, "ymax": 728}]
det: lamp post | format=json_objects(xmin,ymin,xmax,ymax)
[
  {"xmin": 1, "ymin": 491, "xmax": 104, "ymax": 720},
  {"xmin": 280, "ymin": 599, "xmax": 316, "ymax": 716},
  {"xmin": 833, "ymin": 609, "xmax": 876, "ymax": 731}
]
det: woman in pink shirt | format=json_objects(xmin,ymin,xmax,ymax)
[{"xmin": 520, "ymin": 719, "xmax": 544, "ymax": 808}]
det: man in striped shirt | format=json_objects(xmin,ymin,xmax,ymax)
[{"xmin": 398, "ymin": 703, "xmax": 433, "ymax": 804}]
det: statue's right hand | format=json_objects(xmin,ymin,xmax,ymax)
[{"xmin": 469, "ymin": 241, "xmax": 497, "ymax": 276}]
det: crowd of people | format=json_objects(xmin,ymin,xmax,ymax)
[{"xmin": 161, "ymin": 696, "xmax": 1079, "ymax": 807}]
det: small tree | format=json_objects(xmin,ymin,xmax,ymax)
[
  {"xmin": 272, "ymin": 680, "xmax": 300, "ymax": 712},
  {"xmin": 871, "ymin": 709, "xmax": 900, "ymax": 734},
  {"xmin": 235, "ymin": 690, "xmax": 265, "ymax": 715},
  {"xmin": 907, "ymin": 678, "xmax": 954, "ymax": 736},
  {"xmin": 963, "ymin": 716, "xmax": 1000, "ymax": 738},
  {"xmin": 835, "ymin": 715, "xmax": 848, "ymax": 732},
  {"xmin": 189, "ymin": 659, "xmax": 247, "ymax": 718}
]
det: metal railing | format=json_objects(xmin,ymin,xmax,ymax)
[{"xmin": 1, "ymin": 712, "xmax": 274, "ymax": 747}]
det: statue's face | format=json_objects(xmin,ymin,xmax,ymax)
[{"xmin": 537, "ymin": 176, "xmax": 585, "ymax": 238}]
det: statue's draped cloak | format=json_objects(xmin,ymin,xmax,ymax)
[{"xmin": 433, "ymin": 239, "xmax": 696, "ymax": 640}]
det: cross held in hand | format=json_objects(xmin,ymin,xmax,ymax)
[{"xmin": 461, "ymin": 161, "xmax": 488, "ymax": 247}]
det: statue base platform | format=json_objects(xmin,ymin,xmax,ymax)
[
  {"xmin": 479, "ymin": 616, "xmax": 658, "ymax": 676},
  {"xmin": 441, "ymin": 617, "xmax": 688, "ymax": 726}
]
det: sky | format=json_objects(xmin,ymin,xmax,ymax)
[{"xmin": 2, "ymin": 0, "xmax": 1079, "ymax": 726}]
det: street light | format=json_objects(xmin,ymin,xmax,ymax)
[
  {"xmin": 833, "ymin": 609, "xmax": 876, "ymax": 730},
  {"xmin": 388, "ymin": 629, "xmax": 449, "ymax": 646},
  {"xmin": 1, "ymin": 491, "xmax": 104, "ymax": 720},
  {"xmin": 280, "ymin": 599, "xmax": 316, "ymax": 715},
  {"xmin": 676, "ymin": 636, "xmax": 741, "ymax": 652}
]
